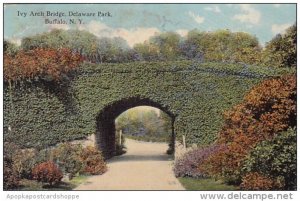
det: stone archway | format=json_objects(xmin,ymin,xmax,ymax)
[
  {"xmin": 4, "ymin": 61, "xmax": 276, "ymax": 152},
  {"xmin": 95, "ymin": 96, "xmax": 176, "ymax": 159}
]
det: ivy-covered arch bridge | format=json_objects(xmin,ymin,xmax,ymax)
[{"xmin": 4, "ymin": 60, "xmax": 288, "ymax": 158}]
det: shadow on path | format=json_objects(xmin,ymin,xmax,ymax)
[{"xmin": 108, "ymin": 154, "xmax": 173, "ymax": 163}]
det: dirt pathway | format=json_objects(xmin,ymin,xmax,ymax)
[{"xmin": 75, "ymin": 139, "xmax": 185, "ymax": 190}]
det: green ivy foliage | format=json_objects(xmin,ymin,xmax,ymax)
[
  {"xmin": 242, "ymin": 128, "xmax": 296, "ymax": 190},
  {"xmin": 3, "ymin": 61, "xmax": 292, "ymax": 149},
  {"xmin": 3, "ymin": 81, "xmax": 86, "ymax": 149}
]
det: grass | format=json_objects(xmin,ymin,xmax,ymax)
[
  {"xmin": 178, "ymin": 177, "xmax": 239, "ymax": 191},
  {"xmin": 16, "ymin": 175, "xmax": 89, "ymax": 191},
  {"xmin": 68, "ymin": 175, "xmax": 89, "ymax": 187}
]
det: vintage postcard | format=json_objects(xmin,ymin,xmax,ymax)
[{"xmin": 2, "ymin": 2, "xmax": 297, "ymax": 196}]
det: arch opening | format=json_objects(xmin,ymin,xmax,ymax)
[{"xmin": 95, "ymin": 97, "xmax": 175, "ymax": 159}]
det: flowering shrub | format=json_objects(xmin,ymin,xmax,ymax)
[
  {"xmin": 240, "ymin": 172, "xmax": 282, "ymax": 190},
  {"xmin": 201, "ymin": 75, "xmax": 296, "ymax": 184},
  {"xmin": 79, "ymin": 146, "xmax": 107, "ymax": 175},
  {"xmin": 32, "ymin": 161, "xmax": 63, "ymax": 186},
  {"xmin": 174, "ymin": 144, "xmax": 226, "ymax": 178}
]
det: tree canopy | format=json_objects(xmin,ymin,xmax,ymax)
[
  {"xmin": 4, "ymin": 48, "xmax": 83, "ymax": 82},
  {"xmin": 262, "ymin": 24, "xmax": 296, "ymax": 68},
  {"xmin": 20, "ymin": 29, "xmax": 134, "ymax": 63},
  {"xmin": 5, "ymin": 23, "xmax": 296, "ymax": 68}
]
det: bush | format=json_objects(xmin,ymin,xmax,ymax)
[
  {"xmin": 35, "ymin": 149, "xmax": 52, "ymax": 164},
  {"xmin": 51, "ymin": 143, "xmax": 84, "ymax": 179},
  {"xmin": 12, "ymin": 149, "xmax": 37, "ymax": 179},
  {"xmin": 201, "ymin": 75, "xmax": 296, "ymax": 183},
  {"xmin": 174, "ymin": 144, "xmax": 226, "ymax": 178},
  {"xmin": 242, "ymin": 128, "xmax": 296, "ymax": 190},
  {"xmin": 51, "ymin": 143, "xmax": 107, "ymax": 177},
  {"xmin": 4, "ymin": 140, "xmax": 107, "ymax": 184},
  {"xmin": 4, "ymin": 156, "xmax": 20, "ymax": 190},
  {"xmin": 240, "ymin": 172, "xmax": 282, "ymax": 190},
  {"xmin": 32, "ymin": 161, "xmax": 63, "ymax": 186},
  {"xmin": 79, "ymin": 146, "xmax": 107, "ymax": 175},
  {"xmin": 4, "ymin": 142, "xmax": 37, "ymax": 180}
]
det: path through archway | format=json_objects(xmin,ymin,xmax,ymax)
[
  {"xmin": 95, "ymin": 97, "xmax": 175, "ymax": 159},
  {"xmin": 75, "ymin": 138, "xmax": 184, "ymax": 190}
]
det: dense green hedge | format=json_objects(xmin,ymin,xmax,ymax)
[
  {"xmin": 4, "ymin": 60, "xmax": 293, "ymax": 149},
  {"xmin": 4, "ymin": 80, "xmax": 86, "ymax": 149}
]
